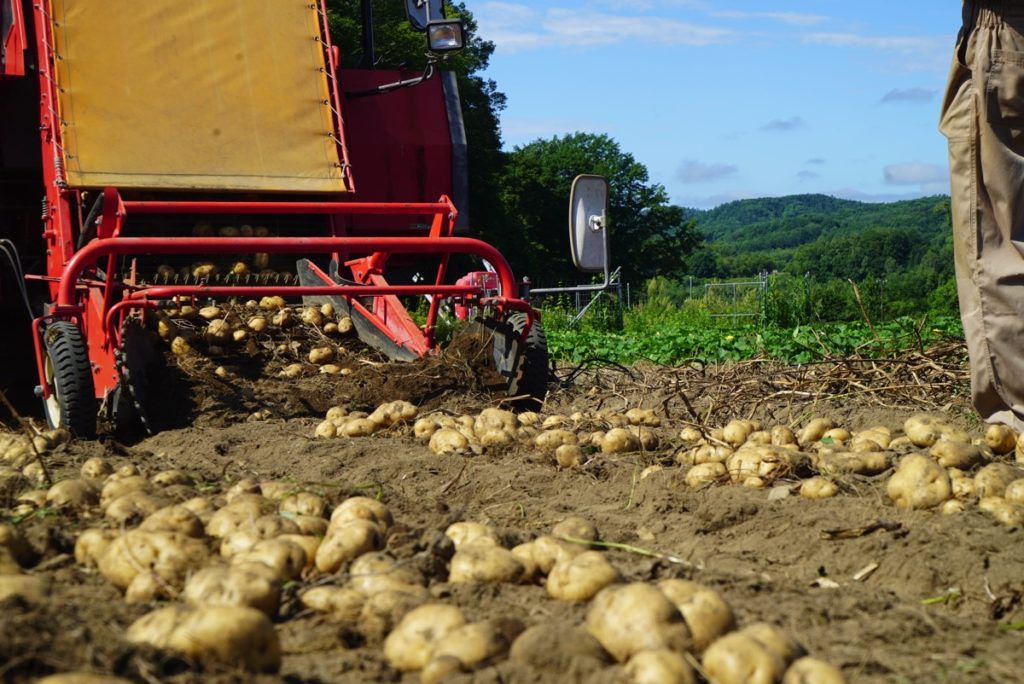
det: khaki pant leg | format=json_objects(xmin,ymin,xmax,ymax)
[{"xmin": 941, "ymin": 7, "xmax": 1024, "ymax": 431}]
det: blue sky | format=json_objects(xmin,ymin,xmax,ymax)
[{"xmin": 472, "ymin": 1, "xmax": 957, "ymax": 209}]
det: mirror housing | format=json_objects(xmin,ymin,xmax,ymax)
[
  {"xmin": 405, "ymin": 0, "xmax": 445, "ymax": 32},
  {"xmin": 569, "ymin": 175, "xmax": 609, "ymax": 273}
]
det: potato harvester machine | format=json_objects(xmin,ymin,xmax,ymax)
[{"xmin": 0, "ymin": 0, "xmax": 562, "ymax": 437}]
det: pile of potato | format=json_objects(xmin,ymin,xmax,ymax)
[{"xmin": 158, "ymin": 299, "xmax": 355, "ymax": 376}]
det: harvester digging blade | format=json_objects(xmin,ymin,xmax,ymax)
[
  {"xmin": 296, "ymin": 259, "xmax": 420, "ymax": 361},
  {"xmin": 111, "ymin": 315, "xmax": 163, "ymax": 435}
]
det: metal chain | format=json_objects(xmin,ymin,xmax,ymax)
[{"xmin": 112, "ymin": 315, "xmax": 153, "ymax": 435}]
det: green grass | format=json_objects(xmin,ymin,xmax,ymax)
[{"xmin": 543, "ymin": 302, "xmax": 964, "ymax": 366}]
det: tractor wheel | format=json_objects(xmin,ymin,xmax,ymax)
[
  {"xmin": 505, "ymin": 312, "xmax": 550, "ymax": 408},
  {"xmin": 41, "ymin": 320, "xmax": 98, "ymax": 438}
]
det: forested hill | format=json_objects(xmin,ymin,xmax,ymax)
[{"xmin": 684, "ymin": 194, "xmax": 953, "ymax": 283}]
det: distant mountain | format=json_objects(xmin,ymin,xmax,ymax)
[
  {"xmin": 682, "ymin": 193, "xmax": 953, "ymax": 283},
  {"xmin": 691, "ymin": 194, "xmax": 950, "ymax": 253}
]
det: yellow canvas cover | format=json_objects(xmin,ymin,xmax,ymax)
[{"xmin": 50, "ymin": 0, "xmax": 347, "ymax": 192}]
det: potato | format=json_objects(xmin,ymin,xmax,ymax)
[
  {"xmin": 314, "ymin": 420, "xmax": 337, "ymax": 439},
  {"xmin": 602, "ymin": 427, "xmax": 640, "ymax": 454},
  {"xmin": 511, "ymin": 543, "xmax": 541, "ymax": 584},
  {"xmin": 98, "ymin": 530, "xmax": 210, "ymax": 591},
  {"xmin": 139, "ymin": 505, "xmax": 205, "ymax": 537},
  {"xmin": 0, "ymin": 574, "xmax": 48, "ymax": 604},
  {"xmin": 421, "ymin": 656, "xmax": 464, "ymax": 684},
  {"xmin": 349, "ymin": 552, "xmax": 426, "ymax": 595},
  {"xmin": 679, "ymin": 427, "xmax": 704, "ymax": 444},
  {"xmin": 280, "ymin": 492, "xmax": 326, "ymax": 519},
  {"xmin": 445, "ymin": 521, "xmax": 500, "ymax": 549},
  {"xmin": 547, "ymin": 551, "xmax": 620, "ymax": 601},
  {"xmin": 887, "ymin": 454, "xmax": 951, "ymax": 510},
  {"xmin": 517, "ymin": 411, "xmax": 542, "ymax": 427},
  {"xmin": 783, "ymin": 656, "xmax": 846, "ymax": 683},
  {"xmin": 626, "ymin": 408, "xmax": 662, "ymax": 427},
  {"xmin": 983, "ymin": 424, "xmax": 1017, "ymax": 455},
  {"xmin": 414, "ymin": 417, "xmax": 440, "ymax": 440},
  {"xmin": 432, "ymin": 618, "xmax": 523, "ymax": 669},
  {"xmin": 797, "ymin": 418, "xmax": 834, "ymax": 446},
  {"xmin": 981, "ymin": 498, "xmax": 1024, "ymax": 526},
  {"xmin": 622, "ymin": 649, "xmax": 697, "ymax": 684},
  {"xmin": 207, "ymin": 499, "xmax": 264, "ymax": 537},
  {"xmin": 586, "ymin": 583, "xmax": 692, "ymax": 663},
  {"xmin": 686, "ymin": 462, "xmax": 727, "ymax": 488},
  {"xmin": 383, "ymin": 603, "xmax": 467, "ymax": 671},
  {"xmin": 975, "ymin": 463, "xmax": 1022, "ymax": 498},
  {"xmin": 44, "ymin": 478, "xmax": 97, "ymax": 508},
  {"xmin": 815, "ymin": 451, "xmax": 890, "ymax": 477},
  {"xmin": 184, "ymin": 564, "xmax": 281, "ymax": 616},
  {"xmin": 941, "ymin": 499, "xmax": 967, "ymax": 515},
  {"xmin": 232, "ymin": 539, "xmax": 307, "ymax": 581},
  {"xmin": 930, "ymin": 440, "xmax": 986, "ymax": 470},
  {"xmin": 220, "ymin": 514, "xmax": 300, "ymax": 558},
  {"xmin": 80, "ymin": 457, "xmax": 114, "ymax": 480},
  {"xmin": 723, "ymin": 419, "xmax": 756, "ymax": 447},
  {"xmin": 315, "ymin": 520, "xmax": 383, "ymax": 573},
  {"xmin": 530, "ymin": 534, "xmax": 585, "ymax": 575},
  {"xmin": 105, "ymin": 491, "xmax": 169, "ymax": 525},
  {"xmin": 126, "ymin": 604, "xmax": 280, "ymax": 672},
  {"xmin": 475, "ymin": 408, "xmax": 518, "ymax": 434},
  {"xmin": 703, "ymin": 632, "xmax": 786, "ymax": 684},
  {"xmin": 741, "ymin": 622, "xmax": 804, "ymax": 664},
  {"xmin": 657, "ymin": 579, "xmax": 736, "ymax": 652},
  {"xmin": 35, "ymin": 674, "xmax": 133, "ymax": 684},
  {"xmin": 630, "ymin": 426, "xmax": 660, "ymax": 451},
  {"xmin": 903, "ymin": 414, "xmax": 969, "ymax": 448},
  {"xmin": 100, "ymin": 475, "xmax": 151, "ymax": 508},
  {"xmin": 430, "ymin": 428, "xmax": 470, "ymax": 455},
  {"xmin": 74, "ymin": 528, "xmax": 116, "ymax": 568},
  {"xmin": 800, "ymin": 477, "xmax": 838, "ymax": 500},
  {"xmin": 536, "ymin": 429, "xmax": 578, "ymax": 452},
  {"xmin": 331, "ymin": 496, "xmax": 393, "ymax": 532},
  {"xmin": 552, "ymin": 516, "xmax": 599, "ymax": 542},
  {"xmin": 368, "ymin": 400, "xmax": 418, "ymax": 427},
  {"xmin": 300, "ymin": 585, "xmax": 366, "ymax": 621},
  {"xmin": 951, "ymin": 475, "xmax": 977, "ymax": 500},
  {"xmin": 358, "ymin": 585, "xmax": 432, "ymax": 640},
  {"xmin": 1004, "ymin": 479, "xmax": 1024, "ymax": 504},
  {"xmin": 555, "ymin": 444, "xmax": 584, "ymax": 468},
  {"xmin": 449, "ymin": 540, "xmax": 525, "ymax": 584}
]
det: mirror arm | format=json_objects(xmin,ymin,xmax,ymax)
[
  {"xmin": 344, "ymin": 58, "xmax": 439, "ymax": 99},
  {"xmin": 529, "ymin": 226, "xmax": 614, "ymax": 297}
]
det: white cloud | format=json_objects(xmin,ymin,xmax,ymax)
[
  {"xmin": 476, "ymin": 3, "xmax": 734, "ymax": 52},
  {"xmin": 713, "ymin": 11, "xmax": 829, "ymax": 26},
  {"xmin": 502, "ymin": 117, "xmax": 601, "ymax": 142},
  {"xmin": 677, "ymin": 190, "xmax": 756, "ymax": 209},
  {"xmin": 831, "ymin": 188, "xmax": 946, "ymax": 203},
  {"xmin": 797, "ymin": 170, "xmax": 820, "ymax": 181},
  {"xmin": 677, "ymin": 159, "xmax": 739, "ymax": 184},
  {"xmin": 880, "ymin": 87, "xmax": 937, "ymax": 104},
  {"xmin": 802, "ymin": 32, "xmax": 941, "ymax": 52},
  {"xmin": 761, "ymin": 117, "xmax": 805, "ymax": 132},
  {"xmin": 884, "ymin": 162, "xmax": 947, "ymax": 186}
]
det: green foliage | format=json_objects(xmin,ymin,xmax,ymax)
[
  {"xmin": 497, "ymin": 133, "xmax": 703, "ymax": 285},
  {"xmin": 545, "ymin": 314, "xmax": 964, "ymax": 366}
]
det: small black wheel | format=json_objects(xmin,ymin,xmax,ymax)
[
  {"xmin": 505, "ymin": 312, "xmax": 550, "ymax": 407},
  {"xmin": 41, "ymin": 320, "xmax": 97, "ymax": 438}
]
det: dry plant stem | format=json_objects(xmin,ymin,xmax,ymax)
[
  {"xmin": 0, "ymin": 388, "xmax": 52, "ymax": 487},
  {"xmin": 558, "ymin": 534, "xmax": 700, "ymax": 569},
  {"xmin": 848, "ymin": 278, "xmax": 882, "ymax": 345}
]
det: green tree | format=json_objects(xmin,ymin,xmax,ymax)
[
  {"xmin": 498, "ymin": 133, "xmax": 702, "ymax": 284},
  {"xmin": 324, "ymin": 1, "xmax": 506, "ymax": 232}
]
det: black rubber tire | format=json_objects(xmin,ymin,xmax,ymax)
[
  {"xmin": 41, "ymin": 321, "xmax": 97, "ymax": 438},
  {"xmin": 506, "ymin": 312, "xmax": 550, "ymax": 407}
]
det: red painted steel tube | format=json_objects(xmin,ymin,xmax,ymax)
[
  {"xmin": 122, "ymin": 200, "xmax": 455, "ymax": 216},
  {"xmin": 57, "ymin": 237, "xmax": 519, "ymax": 307},
  {"xmin": 127, "ymin": 285, "xmax": 481, "ymax": 300}
]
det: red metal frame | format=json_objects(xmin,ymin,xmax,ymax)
[
  {"xmin": 1, "ymin": 0, "xmax": 26, "ymax": 77},
  {"xmin": 33, "ymin": 192, "xmax": 535, "ymax": 402}
]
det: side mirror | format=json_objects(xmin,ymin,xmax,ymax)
[
  {"xmin": 405, "ymin": 0, "xmax": 445, "ymax": 32},
  {"xmin": 569, "ymin": 175, "xmax": 609, "ymax": 273}
]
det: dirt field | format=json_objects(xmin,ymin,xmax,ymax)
[{"xmin": 2, "ymin": 341, "xmax": 1022, "ymax": 683}]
